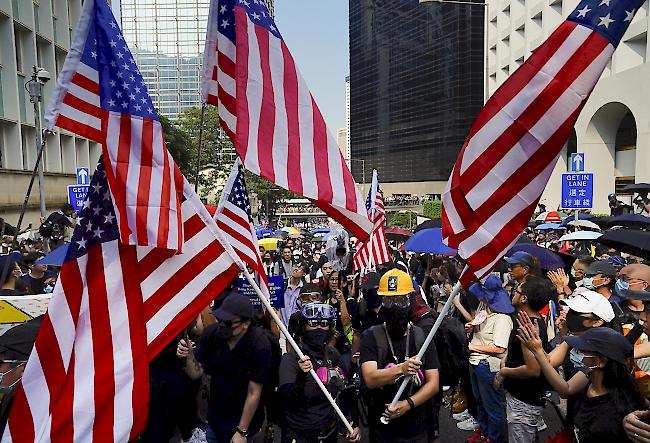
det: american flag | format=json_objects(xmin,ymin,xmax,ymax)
[
  {"xmin": 201, "ymin": 0, "xmax": 372, "ymax": 241},
  {"xmin": 214, "ymin": 159, "xmax": 271, "ymax": 299},
  {"xmin": 354, "ymin": 170, "xmax": 390, "ymax": 271},
  {"xmin": 45, "ymin": 0, "xmax": 184, "ymax": 252},
  {"xmin": 442, "ymin": 0, "xmax": 643, "ymax": 285},
  {"xmin": 4, "ymin": 159, "xmax": 241, "ymax": 442}
]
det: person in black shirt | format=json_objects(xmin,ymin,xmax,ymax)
[
  {"xmin": 278, "ymin": 302, "xmax": 360, "ymax": 443},
  {"xmin": 40, "ymin": 204, "xmax": 76, "ymax": 251},
  {"xmin": 519, "ymin": 322, "xmax": 644, "ymax": 443},
  {"xmin": 18, "ymin": 252, "xmax": 55, "ymax": 295},
  {"xmin": 360, "ymin": 269, "xmax": 439, "ymax": 443},
  {"xmin": 0, "ymin": 253, "xmax": 22, "ymax": 296},
  {"xmin": 177, "ymin": 293, "xmax": 273, "ymax": 443},
  {"xmin": 496, "ymin": 276, "xmax": 552, "ymax": 443}
]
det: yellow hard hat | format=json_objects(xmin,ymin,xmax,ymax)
[{"xmin": 378, "ymin": 269, "xmax": 414, "ymax": 296}]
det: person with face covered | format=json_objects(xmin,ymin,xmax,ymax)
[
  {"xmin": 518, "ymin": 321, "xmax": 644, "ymax": 443},
  {"xmin": 176, "ymin": 293, "xmax": 273, "ymax": 443},
  {"xmin": 278, "ymin": 303, "xmax": 360, "ymax": 443},
  {"xmin": 465, "ymin": 275, "xmax": 514, "ymax": 443},
  {"xmin": 351, "ymin": 272, "xmax": 383, "ymax": 366},
  {"xmin": 360, "ymin": 269, "xmax": 440, "ymax": 443}
]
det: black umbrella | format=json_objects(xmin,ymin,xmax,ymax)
[
  {"xmin": 0, "ymin": 316, "xmax": 44, "ymax": 359},
  {"xmin": 596, "ymin": 229, "xmax": 650, "ymax": 260},
  {"xmin": 591, "ymin": 216, "xmax": 613, "ymax": 227},
  {"xmin": 623, "ymin": 183, "xmax": 650, "ymax": 193},
  {"xmin": 414, "ymin": 219, "xmax": 442, "ymax": 233},
  {"xmin": 517, "ymin": 234, "xmax": 534, "ymax": 244},
  {"xmin": 608, "ymin": 213, "xmax": 650, "ymax": 227}
]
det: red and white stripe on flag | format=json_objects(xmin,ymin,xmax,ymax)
[
  {"xmin": 214, "ymin": 159, "xmax": 271, "ymax": 300},
  {"xmin": 202, "ymin": 0, "xmax": 372, "ymax": 241},
  {"xmin": 354, "ymin": 170, "xmax": 390, "ymax": 271},
  {"xmin": 44, "ymin": 0, "xmax": 184, "ymax": 252},
  {"xmin": 4, "ymin": 174, "xmax": 241, "ymax": 443},
  {"xmin": 442, "ymin": 17, "xmax": 625, "ymax": 285}
]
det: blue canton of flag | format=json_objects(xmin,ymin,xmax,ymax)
[
  {"xmin": 227, "ymin": 163, "xmax": 254, "ymax": 223},
  {"xmin": 219, "ymin": 0, "xmax": 278, "ymax": 46},
  {"xmin": 569, "ymin": 0, "xmax": 640, "ymax": 46},
  {"xmin": 67, "ymin": 158, "xmax": 120, "ymax": 261},
  {"xmin": 80, "ymin": 0, "xmax": 156, "ymax": 118}
]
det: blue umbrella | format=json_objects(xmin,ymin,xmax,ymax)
[
  {"xmin": 506, "ymin": 243, "xmax": 564, "ymax": 270},
  {"xmin": 534, "ymin": 223, "xmax": 564, "ymax": 231},
  {"xmin": 36, "ymin": 244, "xmax": 70, "ymax": 266},
  {"xmin": 403, "ymin": 228, "xmax": 457, "ymax": 254}
]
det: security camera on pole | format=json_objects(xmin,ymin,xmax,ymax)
[{"xmin": 25, "ymin": 65, "xmax": 51, "ymax": 219}]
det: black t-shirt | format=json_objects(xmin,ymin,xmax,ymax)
[
  {"xmin": 360, "ymin": 324, "xmax": 440, "ymax": 438},
  {"xmin": 195, "ymin": 324, "xmax": 272, "ymax": 438},
  {"xmin": 351, "ymin": 300, "xmax": 383, "ymax": 333},
  {"xmin": 19, "ymin": 271, "xmax": 55, "ymax": 295},
  {"xmin": 45, "ymin": 212, "xmax": 73, "ymax": 240},
  {"xmin": 573, "ymin": 393, "xmax": 633, "ymax": 443},
  {"xmin": 279, "ymin": 347, "xmax": 344, "ymax": 432},
  {"xmin": 504, "ymin": 315, "xmax": 549, "ymax": 406}
]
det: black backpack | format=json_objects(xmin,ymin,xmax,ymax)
[
  {"xmin": 38, "ymin": 220, "xmax": 54, "ymax": 238},
  {"xmin": 433, "ymin": 316, "xmax": 468, "ymax": 386}
]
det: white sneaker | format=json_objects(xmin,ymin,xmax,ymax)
[
  {"xmin": 187, "ymin": 428, "xmax": 207, "ymax": 443},
  {"xmin": 457, "ymin": 416, "xmax": 479, "ymax": 431},
  {"xmin": 452, "ymin": 409, "xmax": 472, "ymax": 422}
]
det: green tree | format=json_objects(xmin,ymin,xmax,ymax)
[
  {"xmin": 423, "ymin": 200, "xmax": 442, "ymax": 219},
  {"xmin": 244, "ymin": 170, "xmax": 294, "ymax": 224},
  {"xmin": 158, "ymin": 112, "xmax": 193, "ymax": 175},
  {"xmin": 389, "ymin": 211, "xmax": 418, "ymax": 229}
]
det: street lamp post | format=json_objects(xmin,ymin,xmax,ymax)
[
  {"xmin": 420, "ymin": 0, "xmax": 490, "ymax": 103},
  {"xmin": 25, "ymin": 66, "xmax": 52, "ymax": 219}
]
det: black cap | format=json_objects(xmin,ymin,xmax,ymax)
[
  {"xmin": 621, "ymin": 287, "xmax": 650, "ymax": 302},
  {"xmin": 213, "ymin": 293, "xmax": 254, "ymax": 321},
  {"xmin": 564, "ymin": 327, "xmax": 632, "ymax": 364},
  {"xmin": 585, "ymin": 261, "xmax": 617, "ymax": 277},
  {"xmin": 360, "ymin": 272, "xmax": 380, "ymax": 290},
  {"xmin": 504, "ymin": 251, "xmax": 535, "ymax": 268}
]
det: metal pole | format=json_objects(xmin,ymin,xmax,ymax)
[
  {"xmin": 27, "ymin": 66, "xmax": 47, "ymax": 218},
  {"xmin": 194, "ymin": 104, "xmax": 207, "ymax": 193},
  {"xmin": 381, "ymin": 276, "xmax": 465, "ymax": 424},
  {"xmin": 241, "ymin": 268, "xmax": 355, "ymax": 434}
]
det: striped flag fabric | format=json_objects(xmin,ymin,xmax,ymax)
[
  {"xmin": 442, "ymin": 0, "xmax": 643, "ymax": 284},
  {"xmin": 201, "ymin": 0, "xmax": 372, "ymax": 241},
  {"xmin": 353, "ymin": 170, "xmax": 390, "ymax": 271},
  {"xmin": 3, "ymin": 159, "xmax": 241, "ymax": 443},
  {"xmin": 214, "ymin": 159, "xmax": 271, "ymax": 299},
  {"xmin": 44, "ymin": 0, "xmax": 184, "ymax": 252}
]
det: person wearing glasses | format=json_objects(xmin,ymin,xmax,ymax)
[
  {"xmin": 287, "ymin": 283, "xmax": 325, "ymax": 341},
  {"xmin": 278, "ymin": 303, "xmax": 361, "ymax": 443},
  {"xmin": 360, "ymin": 269, "xmax": 440, "ymax": 443},
  {"xmin": 176, "ymin": 293, "xmax": 273, "ymax": 443}
]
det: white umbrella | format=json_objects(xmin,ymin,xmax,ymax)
[
  {"xmin": 567, "ymin": 219, "xmax": 601, "ymax": 230},
  {"xmin": 559, "ymin": 231, "xmax": 603, "ymax": 242}
]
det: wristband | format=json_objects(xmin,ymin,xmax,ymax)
[
  {"xmin": 235, "ymin": 426, "xmax": 249, "ymax": 437},
  {"xmin": 406, "ymin": 397, "xmax": 415, "ymax": 410}
]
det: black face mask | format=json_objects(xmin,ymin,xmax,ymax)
[
  {"xmin": 303, "ymin": 328, "xmax": 330, "ymax": 349},
  {"xmin": 566, "ymin": 310, "xmax": 595, "ymax": 333},
  {"xmin": 364, "ymin": 289, "xmax": 382, "ymax": 309},
  {"xmin": 216, "ymin": 324, "xmax": 233, "ymax": 340},
  {"xmin": 383, "ymin": 306, "xmax": 410, "ymax": 339}
]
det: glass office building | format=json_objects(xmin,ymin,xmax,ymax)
[
  {"xmin": 349, "ymin": 0, "xmax": 484, "ymax": 183},
  {"xmin": 118, "ymin": 0, "xmax": 273, "ymax": 119}
]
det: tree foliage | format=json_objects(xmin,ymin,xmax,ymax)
[
  {"xmin": 244, "ymin": 170, "xmax": 295, "ymax": 224},
  {"xmin": 389, "ymin": 211, "xmax": 418, "ymax": 229},
  {"xmin": 423, "ymin": 200, "xmax": 442, "ymax": 219}
]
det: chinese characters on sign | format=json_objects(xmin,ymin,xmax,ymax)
[{"xmin": 561, "ymin": 173, "xmax": 593, "ymax": 209}]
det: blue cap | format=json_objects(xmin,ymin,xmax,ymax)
[
  {"xmin": 564, "ymin": 327, "xmax": 632, "ymax": 364},
  {"xmin": 468, "ymin": 275, "xmax": 514, "ymax": 314},
  {"xmin": 504, "ymin": 251, "xmax": 535, "ymax": 268}
]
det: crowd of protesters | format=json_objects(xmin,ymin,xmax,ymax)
[{"xmin": 4, "ymin": 206, "xmax": 650, "ymax": 443}]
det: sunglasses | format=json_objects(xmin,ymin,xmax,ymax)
[
  {"xmin": 306, "ymin": 318, "xmax": 332, "ymax": 328},
  {"xmin": 217, "ymin": 319, "xmax": 243, "ymax": 328},
  {"xmin": 300, "ymin": 292, "xmax": 322, "ymax": 303},
  {"xmin": 382, "ymin": 296, "xmax": 410, "ymax": 309}
]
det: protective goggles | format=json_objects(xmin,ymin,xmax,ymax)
[
  {"xmin": 301, "ymin": 302, "xmax": 337, "ymax": 320},
  {"xmin": 382, "ymin": 295, "xmax": 410, "ymax": 309},
  {"xmin": 300, "ymin": 291, "xmax": 322, "ymax": 303}
]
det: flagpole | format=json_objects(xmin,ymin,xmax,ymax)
[
  {"xmin": 241, "ymin": 268, "xmax": 355, "ymax": 434},
  {"xmin": 194, "ymin": 104, "xmax": 207, "ymax": 193},
  {"xmin": 381, "ymin": 273, "xmax": 466, "ymax": 424}
]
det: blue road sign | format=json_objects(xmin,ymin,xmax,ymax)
[
  {"xmin": 76, "ymin": 167, "xmax": 90, "ymax": 185},
  {"xmin": 571, "ymin": 153, "xmax": 584, "ymax": 172},
  {"xmin": 67, "ymin": 185, "xmax": 90, "ymax": 211},
  {"xmin": 561, "ymin": 173, "xmax": 593, "ymax": 209}
]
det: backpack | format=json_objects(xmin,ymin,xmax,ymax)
[
  {"xmin": 433, "ymin": 316, "xmax": 468, "ymax": 386},
  {"xmin": 38, "ymin": 220, "xmax": 54, "ymax": 238}
]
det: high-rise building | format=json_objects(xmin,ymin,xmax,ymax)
[
  {"xmin": 337, "ymin": 127, "xmax": 349, "ymax": 167},
  {"xmin": 117, "ymin": 0, "xmax": 274, "ymax": 120},
  {"xmin": 349, "ymin": 0, "xmax": 484, "ymax": 196},
  {"xmin": 0, "ymin": 0, "xmax": 102, "ymax": 226},
  {"xmin": 487, "ymin": 0, "xmax": 650, "ymax": 213},
  {"xmin": 345, "ymin": 75, "xmax": 350, "ymax": 159}
]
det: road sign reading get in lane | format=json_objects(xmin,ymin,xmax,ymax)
[
  {"xmin": 561, "ymin": 173, "xmax": 593, "ymax": 209},
  {"xmin": 68, "ymin": 185, "xmax": 90, "ymax": 211}
]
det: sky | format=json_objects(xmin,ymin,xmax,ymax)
[{"xmin": 274, "ymin": 1, "xmax": 349, "ymax": 132}]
